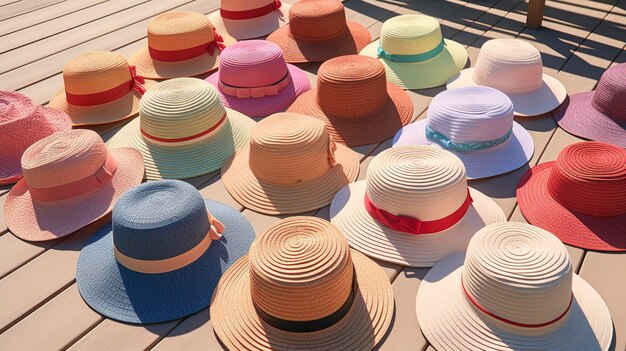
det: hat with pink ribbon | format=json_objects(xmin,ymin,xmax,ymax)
[{"xmin": 209, "ymin": 0, "xmax": 291, "ymax": 40}]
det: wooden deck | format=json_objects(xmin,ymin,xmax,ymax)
[{"xmin": 0, "ymin": 0, "xmax": 625, "ymax": 350}]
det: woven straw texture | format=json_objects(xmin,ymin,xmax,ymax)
[
  {"xmin": 5, "ymin": 129, "xmax": 144, "ymax": 241},
  {"xmin": 330, "ymin": 146, "xmax": 506, "ymax": 267},
  {"xmin": 209, "ymin": 1, "xmax": 291, "ymax": 40},
  {"xmin": 221, "ymin": 112, "xmax": 359, "ymax": 214},
  {"xmin": 417, "ymin": 222, "xmax": 613, "ymax": 350},
  {"xmin": 108, "ymin": 78, "xmax": 255, "ymax": 180},
  {"xmin": 211, "ymin": 216, "xmax": 394, "ymax": 351},
  {"xmin": 288, "ymin": 55, "xmax": 413, "ymax": 146},
  {"xmin": 517, "ymin": 141, "xmax": 626, "ymax": 251}
]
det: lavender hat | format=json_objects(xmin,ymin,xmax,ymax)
[{"xmin": 393, "ymin": 86, "xmax": 534, "ymax": 179}]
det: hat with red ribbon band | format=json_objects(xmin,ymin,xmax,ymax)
[{"xmin": 209, "ymin": 0, "xmax": 291, "ymax": 40}]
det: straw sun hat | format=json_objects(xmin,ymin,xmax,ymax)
[
  {"xmin": 48, "ymin": 51, "xmax": 155, "ymax": 126},
  {"xmin": 205, "ymin": 40, "xmax": 311, "ymax": 117},
  {"xmin": 222, "ymin": 112, "xmax": 359, "ymax": 215},
  {"xmin": 360, "ymin": 14, "xmax": 468, "ymax": 89},
  {"xmin": 553, "ymin": 63, "xmax": 626, "ymax": 147},
  {"xmin": 77, "ymin": 180, "xmax": 256, "ymax": 324},
  {"xmin": 288, "ymin": 55, "xmax": 413, "ymax": 147},
  {"xmin": 447, "ymin": 38, "xmax": 567, "ymax": 116},
  {"xmin": 4, "ymin": 129, "xmax": 144, "ymax": 242},
  {"xmin": 211, "ymin": 216, "xmax": 394, "ymax": 351},
  {"xmin": 109, "ymin": 78, "xmax": 255, "ymax": 180},
  {"xmin": 393, "ymin": 86, "xmax": 534, "ymax": 179},
  {"xmin": 209, "ymin": 0, "xmax": 291, "ymax": 40},
  {"xmin": 330, "ymin": 146, "xmax": 506, "ymax": 267},
  {"xmin": 0, "ymin": 91, "xmax": 71, "ymax": 185},
  {"xmin": 130, "ymin": 11, "xmax": 235, "ymax": 79},
  {"xmin": 517, "ymin": 141, "xmax": 626, "ymax": 252},
  {"xmin": 416, "ymin": 222, "xmax": 613, "ymax": 351},
  {"xmin": 266, "ymin": 0, "xmax": 371, "ymax": 63}
]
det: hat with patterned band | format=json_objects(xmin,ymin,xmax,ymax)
[
  {"xmin": 211, "ymin": 216, "xmax": 394, "ymax": 351},
  {"xmin": 416, "ymin": 222, "xmax": 613, "ymax": 351},
  {"xmin": 209, "ymin": 0, "xmax": 291, "ymax": 40},
  {"xmin": 76, "ymin": 180, "xmax": 256, "ymax": 324},
  {"xmin": 4, "ymin": 129, "xmax": 144, "ymax": 242}
]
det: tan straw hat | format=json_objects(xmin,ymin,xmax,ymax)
[
  {"xmin": 129, "ymin": 11, "xmax": 236, "ymax": 79},
  {"xmin": 48, "ymin": 51, "xmax": 155, "ymax": 126},
  {"xmin": 330, "ymin": 146, "xmax": 506, "ymax": 267},
  {"xmin": 209, "ymin": 0, "xmax": 291, "ymax": 40},
  {"xmin": 221, "ymin": 112, "xmax": 359, "ymax": 214},
  {"xmin": 211, "ymin": 216, "xmax": 394, "ymax": 351},
  {"xmin": 416, "ymin": 222, "xmax": 613, "ymax": 350}
]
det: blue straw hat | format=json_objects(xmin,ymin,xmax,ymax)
[{"xmin": 76, "ymin": 180, "xmax": 256, "ymax": 324}]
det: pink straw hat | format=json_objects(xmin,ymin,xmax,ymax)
[
  {"xmin": 4, "ymin": 129, "xmax": 144, "ymax": 242},
  {"xmin": 209, "ymin": 0, "xmax": 291, "ymax": 40},
  {"xmin": 206, "ymin": 40, "xmax": 311, "ymax": 117},
  {"xmin": 0, "ymin": 91, "xmax": 71, "ymax": 186}
]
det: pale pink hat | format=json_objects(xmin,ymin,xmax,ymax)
[
  {"xmin": 4, "ymin": 129, "xmax": 145, "ymax": 242},
  {"xmin": 209, "ymin": 0, "xmax": 291, "ymax": 40},
  {"xmin": 0, "ymin": 91, "xmax": 71, "ymax": 186}
]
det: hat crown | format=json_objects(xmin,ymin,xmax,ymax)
[
  {"xmin": 463, "ymin": 222, "xmax": 573, "ymax": 334},
  {"xmin": 220, "ymin": 0, "xmax": 276, "ymax": 11},
  {"xmin": 289, "ymin": 0, "xmax": 348, "ymax": 41},
  {"xmin": 366, "ymin": 146, "xmax": 469, "ymax": 221},
  {"xmin": 21, "ymin": 129, "xmax": 108, "ymax": 189},
  {"xmin": 63, "ymin": 51, "xmax": 133, "ymax": 95},
  {"xmin": 547, "ymin": 142, "xmax": 626, "ymax": 216},
  {"xmin": 472, "ymin": 39, "xmax": 544, "ymax": 94},
  {"xmin": 379, "ymin": 14, "xmax": 443, "ymax": 55},
  {"xmin": 249, "ymin": 217, "xmax": 355, "ymax": 322},
  {"xmin": 147, "ymin": 11, "xmax": 216, "ymax": 51},
  {"xmin": 112, "ymin": 180, "xmax": 211, "ymax": 261},
  {"xmin": 218, "ymin": 41, "xmax": 289, "ymax": 88},
  {"xmin": 591, "ymin": 63, "xmax": 626, "ymax": 120},
  {"xmin": 317, "ymin": 55, "xmax": 388, "ymax": 118},
  {"xmin": 249, "ymin": 113, "xmax": 335, "ymax": 185}
]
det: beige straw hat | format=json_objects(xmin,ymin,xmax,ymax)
[
  {"xmin": 416, "ymin": 222, "xmax": 613, "ymax": 350},
  {"xmin": 211, "ymin": 216, "xmax": 394, "ymax": 351},
  {"xmin": 221, "ymin": 112, "xmax": 359, "ymax": 214},
  {"xmin": 108, "ymin": 78, "xmax": 255, "ymax": 180},
  {"xmin": 129, "ymin": 11, "xmax": 236, "ymax": 79},
  {"xmin": 330, "ymin": 146, "xmax": 506, "ymax": 267}
]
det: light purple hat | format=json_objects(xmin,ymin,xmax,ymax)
[
  {"xmin": 553, "ymin": 63, "xmax": 626, "ymax": 148},
  {"xmin": 393, "ymin": 86, "xmax": 534, "ymax": 179},
  {"xmin": 205, "ymin": 40, "xmax": 311, "ymax": 117}
]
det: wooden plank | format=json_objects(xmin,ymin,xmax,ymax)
[
  {"xmin": 0, "ymin": 0, "xmax": 64, "ymax": 21},
  {"xmin": 0, "ymin": 193, "xmax": 7, "ymax": 234},
  {"xmin": 0, "ymin": 233, "xmax": 58, "ymax": 279},
  {"xmin": 151, "ymin": 310, "xmax": 222, "ymax": 351}
]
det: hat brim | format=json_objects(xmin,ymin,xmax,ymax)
[
  {"xmin": 392, "ymin": 120, "xmax": 534, "ymax": 179},
  {"xmin": 416, "ymin": 252, "xmax": 613, "ymax": 350},
  {"xmin": 287, "ymin": 83, "xmax": 413, "ymax": 146},
  {"xmin": 76, "ymin": 199, "xmax": 256, "ymax": 324},
  {"xmin": 108, "ymin": 108, "xmax": 255, "ymax": 180},
  {"xmin": 4, "ymin": 148, "xmax": 144, "ymax": 241},
  {"xmin": 221, "ymin": 143, "xmax": 359, "ymax": 215},
  {"xmin": 553, "ymin": 92, "xmax": 626, "ymax": 148},
  {"xmin": 211, "ymin": 249, "xmax": 393, "ymax": 350},
  {"xmin": 360, "ymin": 39, "xmax": 468, "ymax": 90},
  {"xmin": 329, "ymin": 181, "xmax": 506, "ymax": 267},
  {"xmin": 266, "ymin": 20, "xmax": 372, "ymax": 63},
  {"xmin": 208, "ymin": 4, "xmax": 290, "ymax": 40},
  {"xmin": 47, "ymin": 80, "xmax": 157, "ymax": 126},
  {"xmin": 205, "ymin": 64, "xmax": 311, "ymax": 117},
  {"xmin": 447, "ymin": 68, "xmax": 567, "ymax": 116},
  {"xmin": 517, "ymin": 162, "xmax": 626, "ymax": 251}
]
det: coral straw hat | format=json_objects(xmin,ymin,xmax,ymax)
[
  {"xmin": 4, "ymin": 129, "xmax": 144, "ymax": 242},
  {"xmin": 221, "ymin": 112, "xmax": 359, "ymax": 215},
  {"xmin": 266, "ymin": 0, "xmax": 371, "ymax": 63},
  {"xmin": 417, "ymin": 222, "xmax": 613, "ymax": 351},
  {"xmin": 129, "ymin": 11, "xmax": 235, "ymax": 79},
  {"xmin": 211, "ymin": 216, "xmax": 394, "ymax": 351},
  {"xmin": 77, "ymin": 180, "xmax": 256, "ymax": 324},
  {"xmin": 517, "ymin": 141, "xmax": 626, "ymax": 251},
  {"xmin": 447, "ymin": 39, "xmax": 567, "ymax": 116},
  {"xmin": 0, "ymin": 91, "xmax": 71, "ymax": 186},
  {"xmin": 288, "ymin": 55, "xmax": 413, "ymax": 146},
  {"xmin": 205, "ymin": 40, "xmax": 311, "ymax": 117},
  {"xmin": 209, "ymin": 0, "xmax": 290, "ymax": 40},
  {"xmin": 330, "ymin": 146, "xmax": 506, "ymax": 267},
  {"xmin": 360, "ymin": 14, "xmax": 468, "ymax": 89},
  {"xmin": 48, "ymin": 51, "xmax": 154, "ymax": 126},
  {"xmin": 553, "ymin": 63, "xmax": 626, "ymax": 148}
]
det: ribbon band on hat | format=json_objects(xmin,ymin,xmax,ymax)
[
  {"xmin": 425, "ymin": 125, "xmax": 513, "ymax": 152},
  {"xmin": 377, "ymin": 39, "xmax": 445, "ymax": 63},
  {"xmin": 220, "ymin": 0, "xmax": 282, "ymax": 20},
  {"xmin": 218, "ymin": 72, "xmax": 290, "ymax": 99},
  {"xmin": 65, "ymin": 66, "xmax": 146, "ymax": 106},
  {"xmin": 149, "ymin": 28, "xmax": 225, "ymax": 62},
  {"xmin": 140, "ymin": 112, "xmax": 227, "ymax": 145}
]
